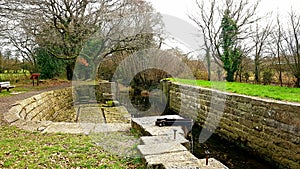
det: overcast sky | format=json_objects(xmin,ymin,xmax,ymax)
[
  {"xmin": 145, "ymin": 0, "xmax": 300, "ymax": 57},
  {"xmin": 146, "ymin": 0, "xmax": 300, "ymax": 22}
]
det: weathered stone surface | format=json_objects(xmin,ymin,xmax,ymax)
[
  {"xmin": 198, "ymin": 158, "xmax": 229, "ymax": 169},
  {"xmin": 5, "ymin": 87, "xmax": 75, "ymax": 124},
  {"xmin": 138, "ymin": 142, "xmax": 187, "ymax": 156},
  {"xmin": 140, "ymin": 135, "xmax": 189, "ymax": 147},
  {"xmin": 11, "ymin": 120, "xmax": 52, "ymax": 132},
  {"xmin": 131, "ymin": 115, "xmax": 187, "ymax": 139},
  {"xmin": 91, "ymin": 123, "xmax": 131, "ymax": 133},
  {"xmin": 42, "ymin": 122, "xmax": 83, "ymax": 134},
  {"xmin": 77, "ymin": 106, "xmax": 104, "ymax": 123},
  {"xmin": 164, "ymin": 160, "xmax": 201, "ymax": 169},
  {"xmin": 144, "ymin": 151, "xmax": 198, "ymax": 168},
  {"xmin": 132, "ymin": 115, "xmax": 228, "ymax": 168},
  {"xmin": 4, "ymin": 107, "xmax": 21, "ymax": 123},
  {"xmin": 102, "ymin": 106, "xmax": 131, "ymax": 123}
]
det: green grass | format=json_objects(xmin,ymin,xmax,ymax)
[
  {"xmin": 0, "ymin": 72, "xmax": 30, "ymax": 83},
  {"xmin": 0, "ymin": 87, "xmax": 39, "ymax": 98},
  {"xmin": 0, "ymin": 126, "xmax": 145, "ymax": 168},
  {"xmin": 169, "ymin": 78, "xmax": 300, "ymax": 102}
]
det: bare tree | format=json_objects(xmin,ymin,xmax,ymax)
[
  {"xmin": 2, "ymin": 0, "xmax": 163, "ymax": 80},
  {"xmin": 280, "ymin": 10, "xmax": 300, "ymax": 87},
  {"xmin": 269, "ymin": 15, "xmax": 284, "ymax": 86},
  {"xmin": 189, "ymin": 0, "xmax": 260, "ymax": 82},
  {"xmin": 251, "ymin": 20, "xmax": 272, "ymax": 83}
]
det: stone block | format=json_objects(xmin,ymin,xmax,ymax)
[
  {"xmin": 77, "ymin": 106, "xmax": 104, "ymax": 123},
  {"xmin": 138, "ymin": 142, "xmax": 187, "ymax": 157},
  {"xmin": 140, "ymin": 135, "xmax": 189, "ymax": 147},
  {"xmin": 163, "ymin": 160, "xmax": 201, "ymax": 169},
  {"xmin": 11, "ymin": 120, "xmax": 52, "ymax": 132},
  {"xmin": 4, "ymin": 108, "xmax": 20, "ymax": 123},
  {"xmin": 198, "ymin": 158, "xmax": 229, "ymax": 169},
  {"xmin": 144, "ymin": 151, "xmax": 198, "ymax": 168},
  {"xmin": 42, "ymin": 122, "xmax": 83, "ymax": 134},
  {"xmin": 92, "ymin": 123, "xmax": 131, "ymax": 133}
]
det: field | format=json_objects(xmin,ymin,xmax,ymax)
[
  {"xmin": 0, "ymin": 71, "xmax": 30, "ymax": 83},
  {"xmin": 169, "ymin": 78, "xmax": 300, "ymax": 102},
  {"xmin": 0, "ymin": 126, "xmax": 144, "ymax": 168}
]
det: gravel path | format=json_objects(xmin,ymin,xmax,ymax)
[{"xmin": 0, "ymin": 82, "xmax": 71, "ymax": 125}]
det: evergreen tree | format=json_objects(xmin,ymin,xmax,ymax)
[{"xmin": 220, "ymin": 9, "xmax": 242, "ymax": 82}]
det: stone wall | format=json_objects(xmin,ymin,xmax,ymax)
[
  {"xmin": 6, "ymin": 87, "xmax": 75, "ymax": 123},
  {"xmin": 97, "ymin": 81, "xmax": 117, "ymax": 103},
  {"xmin": 161, "ymin": 80, "xmax": 300, "ymax": 169}
]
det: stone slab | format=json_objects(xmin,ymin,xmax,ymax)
[
  {"xmin": 131, "ymin": 115, "xmax": 186, "ymax": 137},
  {"xmin": 91, "ymin": 123, "xmax": 131, "ymax": 133},
  {"xmin": 42, "ymin": 122, "xmax": 83, "ymax": 134},
  {"xmin": 132, "ymin": 115, "xmax": 229, "ymax": 169},
  {"xmin": 163, "ymin": 160, "xmax": 201, "ymax": 169},
  {"xmin": 43, "ymin": 122, "xmax": 131, "ymax": 134},
  {"xmin": 138, "ymin": 142, "xmax": 187, "ymax": 156},
  {"xmin": 163, "ymin": 158, "xmax": 229, "ymax": 169},
  {"xmin": 132, "ymin": 115, "xmax": 183, "ymax": 127},
  {"xmin": 144, "ymin": 151, "xmax": 199, "ymax": 167},
  {"xmin": 11, "ymin": 120, "xmax": 52, "ymax": 132},
  {"xmin": 77, "ymin": 106, "xmax": 104, "ymax": 123},
  {"xmin": 198, "ymin": 158, "xmax": 229, "ymax": 169},
  {"xmin": 145, "ymin": 126, "xmax": 185, "ymax": 137},
  {"xmin": 4, "ymin": 107, "xmax": 21, "ymax": 123},
  {"xmin": 140, "ymin": 135, "xmax": 189, "ymax": 146}
]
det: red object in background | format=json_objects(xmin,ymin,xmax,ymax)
[{"xmin": 30, "ymin": 73, "xmax": 41, "ymax": 86}]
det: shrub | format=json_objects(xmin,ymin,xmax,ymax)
[
  {"xmin": 244, "ymin": 72, "xmax": 250, "ymax": 82},
  {"xmin": 263, "ymin": 71, "xmax": 273, "ymax": 85}
]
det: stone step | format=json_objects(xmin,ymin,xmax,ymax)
[
  {"xmin": 131, "ymin": 115, "xmax": 229, "ymax": 169},
  {"xmin": 131, "ymin": 115, "xmax": 185, "ymax": 136},
  {"xmin": 42, "ymin": 122, "xmax": 131, "ymax": 134},
  {"xmin": 198, "ymin": 158, "xmax": 229, "ymax": 169},
  {"xmin": 144, "ymin": 151, "xmax": 199, "ymax": 168},
  {"xmin": 140, "ymin": 135, "xmax": 190, "ymax": 149},
  {"xmin": 138, "ymin": 142, "xmax": 187, "ymax": 157},
  {"xmin": 77, "ymin": 106, "xmax": 105, "ymax": 123}
]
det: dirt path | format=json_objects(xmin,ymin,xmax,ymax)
[{"xmin": 0, "ymin": 82, "xmax": 71, "ymax": 125}]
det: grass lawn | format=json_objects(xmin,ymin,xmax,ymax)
[
  {"xmin": 0, "ymin": 126, "xmax": 144, "ymax": 168},
  {"xmin": 169, "ymin": 78, "xmax": 300, "ymax": 103}
]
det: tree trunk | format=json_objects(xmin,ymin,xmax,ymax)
[
  {"xmin": 277, "ymin": 44, "xmax": 283, "ymax": 86},
  {"xmin": 255, "ymin": 64, "xmax": 260, "ymax": 83},
  {"xmin": 205, "ymin": 48, "xmax": 211, "ymax": 81},
  {"xmin": 226, "ymin": 71, "xmax": 235, "ymax": 82},
  {"xmin": 207, "ymin": 59, "xmax": 211, "ymax": 81},
  {"xmin": 279, "ymin": 69, "xmax": 283, "ymax": 87},
  {"xmin": 66, "ymin": 61, "xmax": 75, "ymax": 80},
  {"xmin": 296, "ymin": 77, "xmax": 300, "ymax": 88}
]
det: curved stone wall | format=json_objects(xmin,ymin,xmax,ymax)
[
  {"xmin": 5, "ymin": 87, "xmax": 75, "ymax": 123},
  {"xmin": 161, "ymin": 80, "xmax": 300, "ymax": 169},
  {"xmin": 4, "ymin": 87, "xmax": 131, "ymax": 135}
]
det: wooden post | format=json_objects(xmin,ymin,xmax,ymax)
[{"xmin": 30, "ymin": 73, "xmax": 41, "ymax": 86}]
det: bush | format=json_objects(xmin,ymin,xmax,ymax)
[
  {"xmin": 244, "ymin": 72, "xmax": 250, "ymax": 82},
  {"xmin": 263, "ymin": 71, "xmax": 273, "ymax": 85}
]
